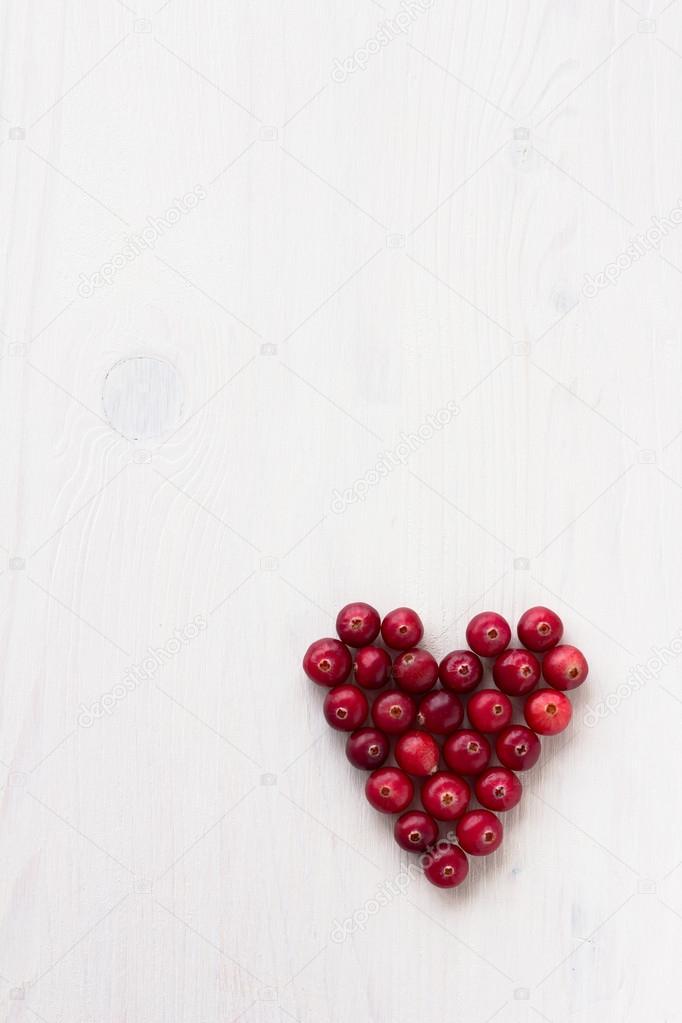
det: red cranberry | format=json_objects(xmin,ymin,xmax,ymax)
[
  {"xmin": 438, "ymin": 649, "xmax": 484, "ymax": 694},
  {"xmin": 395, "ymin": 730, "xmax": 440, "ymax": 776},
  {"xmin": 524, "ymin": 689, "xmax": 572, "ymax": 735},
  {"xmin": 345, "ymin": 728, "xmax": 389, "ymax": 769},
  {"xmin": 302, "ymin": 638, "xmax": 352, "ymax": 686},
  {"xmin": 517, "ymin": 605, "xmax": 563, "ymax": 652},
  {"xmin": 467, "ymin": 689, "xmax": 513, "ymax": 733},
  {"xmin": 365, "ymin": 767, "xmax": 414, "ymax": 814},
  {"xmin": 323, "ymin": 684, "xmax": 368, "ymax": 731},
  {"xmin": 465, "ymin": 612, "xmax": 511, "ymax": 657},
  {"xmin": 542, "ymin": 644, "xmax": 589, "ymax": 691},
  {"xmin": 353, "ymin": 646, "xmax": 392, "ymax": 689},
  {"xmin": 381, "ymin": 607, "xmax": 423, "ymax": 650},
  {"xmin": 371, "ymin": 690, "xmax": 417, "ymax": 735},
  {"xmin": 496, "ymin": 725, "xmax": 541, "ymax": 771},
  {"xmin": 456, "ymin": 809, "xmax": 503, "ymax": 855},
  {"xmin": 492, "ymin": 648, "xmax": 541, "ymax": 696},
  {"xmin": 421, "ymin": 771, "xmax": 470, "ymax": 821},
  {"xmin": 417, "ymin": 691, "xmax": 463, "ymax": 734},
  {"xmin": 475, "ymin": 768, "xmax": 522, "ymax": 811},
  {"xmin": 393, "ymin": 648, "xmax": 438, "ymax": 694},
  {"xmin": 443, "ymin": 729, "xmax": 491, "ymax": 774},
  {"xmin": 423, "ymin": 843, "xmax": 469, "ymax": 888},
  {"xmin": 336, "ymin": 601, "xmax": 381, "ymax": 647},
  {"xmin": 394, "ymin": 810, "xmax": 439, "ymax": 852}
]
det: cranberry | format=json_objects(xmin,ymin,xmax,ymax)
[
  {"xmin": 517, "ymin": 605, "xmax": 563, "ymax": 652},
  {"xmin": 475, "ymin": 768, "xmax": 522, "ymax": 811},
  {"xmin": 465, "ymin": 611, "xmax": 511, "ymax": 657},
  {"xmin": 524, "ymin": 689, "xmax": 572, "ymax": 735},
  {"xmin": 381, "ymin": 607, "xmax": 423, "ymax": 650},
  {"xmin": 456, "ymin": 809, "xmax": 503, "ymax": 856},
  {"xmin": 323, "ymin": 684, "xmax": 368, "ymax": 731},
  {"xmin": 371, "ymin": 690, "xmax": 417, "ymax": 735},
  {"xmin": 466, "ymin": 689, "xmax": 513, "ymax": 733},
  {"xmin": 345, "ymin": 728, "xmax": 390, "ymax": 770},
  {"xmin": 336, "ymin": 601, "xmax": 381, "ymax": 647},
  {"xmin": 395, "ymin": 730, "xmax": 440, "ymax": 776},
  {"xmin": 542, "ymin": 645, "xmax": 589, "ymax": 691},
  {"xmin": 394, "ymin": 810, "xmax": 439, "ymax": 852},
  {"xmin": 496, "ymin": 725, "xmax": 541, "ymax": 771},
  {"xmin": 443, "ymin": 729, "xmax": 491, "ymax": 775},
  {"xmin": 423, "ymin": 843, "xmax": 469, "ymax": 888},
  {"xmin": 393, "ymin": 648, "xmax": 438, "ymax": 694},
  {"xmin": 492, "ymin": 648, "xmax": 541, "ymax": 696},
  {"xmin": 421, "ymin": 771, "xmax": 470, "ymax": 821},
  {"xmin": 417, "ymin": 691, "xmax": 463, "ymax": 734},
  {"xmin": 302, "ymin": 638, "xmax": 352, "ymax": 686},
  {"xmin": 353, "ymin": 645, "xmax": 392, "ymax": 689},
  {"xmin": 438, "ymin": 649, "xmax": 484, "ymax": 694},
  {"xmin": 365, "ymin": 767, "xmax": 414, "ymax": 814}
]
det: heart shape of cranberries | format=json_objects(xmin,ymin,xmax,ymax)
[{"xmin": 303, "ymin": 603, "xmax": 588, "ymax": 889}]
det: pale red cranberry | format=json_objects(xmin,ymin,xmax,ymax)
[
  {"xmin": 465, "ymin": 612, "xmax": 511, "ymax": 657},
  {"xmin": 524, "ymin": 689, "xmax": 572, "ymax": 735},
  {"xmin": 381, "ymin": 607, "xmax": 423, "ymax": 650},
  {"xmin": 517, "ymin": 605, "xmax": 563, "ymax": 652},
  {"xmin": 423, "ymin": 843, "xmax": 469, "ymax": 888},
  {"xmin": 371, "ymin": 690, "xmax": 417, "ymax": 735},
  {"xmin": 365, "ymin": 767, "xmax": 414, "ymax": 814},
  {"xmin": 393, "ymin": 648, "xmax": 438, "ymax": 694},
  {"xmin": 493, "ymin": 648, "xmax": 541, "ymax": 696},
  {"xmin": 456, "ymin": 809, "xmax": 503, "ymax": 855},
  {"xmin": 302, "ymin": 638, "xmax": 352, "ymax": 686},
  {"xmin": 443, "ymin": 729, "xmax": 491, "ymax": 774},
  {"xmin": 353, "ymin": 645, "xmax": 392, "ymax": 689},
  {"xmin": 395, "ymin": 730, "xmax": 440, "ymax": 776},
  {"xmin": 542, "ymin": 645, "xmax": 589, "ymax": 691},
  {"xmin": 417, "ymin": 691, "xmax": 463, "ymax": 734},
  {"xmin": 466, "ymin": 689, "xmax": 513, "ymax": 733},
  {"xmin": 495, "ymin": 725, "xmax": 541, "ymax": 771},
  {"xmin": 394, "ymin": 810, "xmax": 439, "ymax": 852},
  {"xmin": 421, "ymin": 771, "xmax": 470, "ymax": 821},
  {"xmin": 323, "ymin": 684, "xmax": 368, "ymax": 731},
  {"xmin": 438, "ymin": 649, "xmax": 484, "ymax": 694},
  {"xmin": 474, "ymin": 768, "xmax": 522, "ymax": 811},
  {"xmin": 336, "ymin": 602, "xmax": 381, "ymax": 647},
  {"xmin": 345, "ymin": 728, "xmax": 390, "ymax": 769}
]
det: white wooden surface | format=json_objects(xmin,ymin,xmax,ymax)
[{"xmin": 1, "ymin": 1, "xmax": 682, "ymax": 1021}]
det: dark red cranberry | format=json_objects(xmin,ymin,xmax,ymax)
[
  {"xmin": 381, "ymin": 607, "xmax": 423, "ymax": 650},
  {"xmin": 423, "ymin": 843, "xmax": 469, "ymax": 888},
  {"xmin": 456, "ymin": 809, "xmax": 503, "ymax": 855},
  {"xmin": 465, "ymin": 612, "xmax": 511, "ymax": 657},
  {"xmin": 421, "ymin": 771, "xmax": 470, "ymax": 821},
  {"xmin": 336, "ymin": 602, "xmax": 381, "ymax": 647},
  {"xmin": 466, "ymin": 689, "xmax": 513, "ymax": 733},
  {"xmin": 353, "ymin": 645, "xmax": 392, "ymax": 689},
  {"xmin": 365, "ymin": 767, "xmax": 414, "ymax": 814},
  {"xmin": 443, "ymin": 729, "xmax": 491, "ymax": 774},
  {"xmin": 302, "ymin": 638, "xmax": 352, "ymax": 686},
  {"xmin": 393, "ymin": 648, "xmax": 438, "ymax": 694},
  {"xmin": 492, "ymin": 648, "xmax": 541, "ymax": 696},
  {"xmin": 371, "ymin": 690, "xmax": 417, "ymax": 735},
  {"xmin": 542, "ymin": 645, "xmax": 589, "ymax": 691},
  {"xmin": 417, "ymin": 691, "xmax": 463, "ymax": 734},
  {"xmin": 438, "ymin": 649, "xmax": 484, "ymax": 694},
  {"xmin": 395, "ymin": 730, "xmax": 440, "ymax": 776},
  {"xmin": 524, "ymin": 689, "xmax": 572, "ymax": 735},
  {"xmin": 345, "ymin": 728, "xmax": 390, "ymax": 769},
  {"xmin": 323, "ymin": 684, "xmax": 368, "ymax": 731},
  {"xmin": 394, "ymin": 810, "xmax": 439, "ymax": 852},
  {"xmin": 475, "ymin": 768, "xmax": 522, "ymax": 811},
  {"xmin": 517, "ymin": 605, "xmax": 563, "ymax": 652},
  {"xmin": 495, "ymin": 725, "xmax": 541, "ymax": 771}
]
